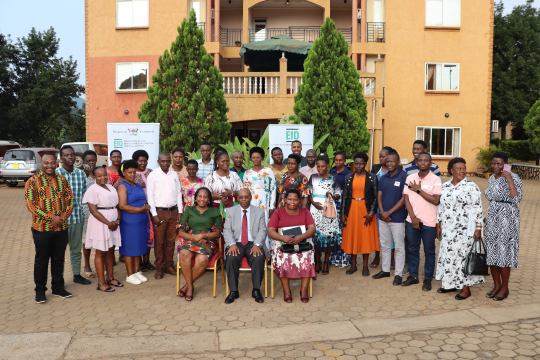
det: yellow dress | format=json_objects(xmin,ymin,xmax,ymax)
[{"xmin": 341, "ymin": 175, "xmax": 380, "ymax": 255}]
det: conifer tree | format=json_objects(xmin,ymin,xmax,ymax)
[
  {"xmin": 139, "ymin": 10, "xmax": 230, "ymax": 152},
  {"xmin": 293, "ymin": 18, "xmax": 369, "ymax": 155}
]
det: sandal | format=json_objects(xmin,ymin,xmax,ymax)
[
  {"xmin": 493, "ymin": 291, "xmax": 509, "ymax": 301},
  {"xmin": 370, "ymin": 260, "xmax": 380, "ymax": 268},
  {"xmin": 322, "ymin": 261, "xmax": 330, "ymax": 275},
  {"xmin": 85, "ymin": 271, "xmax": 96, "ymax": 278},
  {"xmin": 315, "ymin": 260, "xmax": 322, "ymax": 274},
  {"xmin": 106, "ymin": 278, "xmax": 124, "ymax": 287},
  {"xmin": 185, "ymin": 287, "xmax": 194, "ymax": 302},
  {"xmin": 97, "ymin": 282, "xmax": 115, "ymax": 292},
  {"xmin": 146, "ymin": 262, "xmax": 156, "ymax": 271},
  {"xmin": 178, "ymin": 286, "xmax": 187, "ymax": 297},
  {"xmin": 140, "ymin": 263, "xmax": 148, "ymax": 273}
]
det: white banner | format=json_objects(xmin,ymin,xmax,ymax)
[
  {"xmin": 107, "ymin": 123, "xmax": 161, "ymax": 169},
  {"xmin": 268, "ymin": 124, "xmax": 314, "ymax": 163}
]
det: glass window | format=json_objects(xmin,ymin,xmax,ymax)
[
  {"xmin": 192, "ymin": 1, "xmax": 200, "ymax": 22},
  {"xmin": 416, "ymin": 127, "xmax": 461, "ymax": 157},
  {"xmin": 117, "ymin": 0, "xmax": 149, "ymax": 28},
  {"xmin": 425, "ymin": 63, "xmax": 459, "ymax": 91},
  {"xmin": 426, "ymin": 0, "xmax": 460, "ymax": 27},
  {"xmin": 5, "ymin": 150, "xmax": 36, "ymax": 161},
  {"xmin": 116, "ymin": 63, "xmax": 149, "ymax": 91}
]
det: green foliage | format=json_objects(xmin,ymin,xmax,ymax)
[
  {"xmin": 499, "ymin": 139, "xmax": 535, "ymax": 161},
  {"xmin": 220, "ymin": 127, "xmax": 271, "ymax": 168},
  {"xmin": 294, "ymin": 17, "xmax": 370, "ymax": 156},
  {"xmin": 0, "ymin": 28, "xmax": 84, "ymax": 146},
  {"xmin": 524, "ymin": 99, "xmax": 540, "ymax": 154},
  {"xmin": 492, "ymin": 0, "xmax": 540, "ymax": 131},
  {"xmin": 474, "ymin": 144, "xmax": 515, "ymax": 171},
  {"xmin": 279, "ymin": 113, "xmax": 303, "ymax": 125},
  {"xmin": 138, "ymin": 10, "xmax": 231, "ymax": 153}
]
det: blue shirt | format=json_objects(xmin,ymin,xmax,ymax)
[
  {"xmin": 330, "ymin": 167, "xmax": 352, "ymax": 191},
  {"xmin": 402, "ymin": 159, "xmax": 441, "ymax": 177},
  {"xmin": 197, "ymin": 159, "xmax": 214, "ymax": 180},
  {"xmin": 378, "ymin": 169, "xmax": 408, "ymax": 223}
]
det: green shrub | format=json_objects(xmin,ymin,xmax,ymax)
[{"xmin": 499, "ymin": 140, "xmax": 535, "ymax": 161}]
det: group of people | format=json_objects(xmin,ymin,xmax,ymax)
[{"xmin": 25, "ymin": 139, "xmax": 523, "ymax": 305}]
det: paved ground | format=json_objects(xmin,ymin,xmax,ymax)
[{"xmin": 0, "ymin": 176, "xmax": 539, "ymax": 359}]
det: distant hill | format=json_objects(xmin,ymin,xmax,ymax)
[{"xmin": 74, "ymin": 97, "xmax": 85, "ymax": 109}]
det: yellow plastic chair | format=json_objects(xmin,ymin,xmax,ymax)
[{"xmin": 269, "ymin": 259, "xmax": 312, "ymax": 299}]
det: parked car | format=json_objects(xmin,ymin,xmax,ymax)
[
  {"xmin": 0, "ymin": 141, "xmax": 21, "ymax": 162},
  {"xmin": 58, "ymin": 142, "xmax": 108, "ymax": 169},
  {"xmin": 0, "ymin": 148, "xmax": 59, "ymax": 187}
]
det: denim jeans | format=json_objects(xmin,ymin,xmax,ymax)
[{"xmin": 405, "ymin": 222, "xmax": 436, "ymax": 280}]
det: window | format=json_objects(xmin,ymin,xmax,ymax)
[
  {"xmin": 425, "ymin": 63, "xmax": 459, "ymax": 91},
  {"xmin": 253, "ymin": 19, "xmax": 267, "ymax": 42},
  {"xmin": 426, "ymin": 0, "xmax": 460, "ymax": 27},
  {"xmin": 191, "ymin": 1, "xmax": 200, "ymax": 22},
  {"xmin": 116, "ymin": 63, "xmax": 149, "ymax": 91},
  {"xmin": 416, "ymin": 127, "xmax": 461, "ymax": 157},
  {"xmin": 117, "ymin": 0, "xmax": 149, "ymax": 28}
]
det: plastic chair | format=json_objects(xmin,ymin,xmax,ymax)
[
  {"xmin": 269, "ymin": 259, "xmax": 312, "ymax": 299},
  {"xmin": 226, "ymin": 256, "xmax": 267, "ymax": 298},
  {"xmin": 176, "ymin": 236, "xmax": 225, "ymax": 298}
]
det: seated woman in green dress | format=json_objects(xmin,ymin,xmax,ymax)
[{"xmin": 177, "ymin": 187, "xmax": 223, "ymax": 301}]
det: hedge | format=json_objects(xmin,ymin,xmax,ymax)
[{"xmin": 499, "ymin": 140, "xmax": 535, "ymax": 161}]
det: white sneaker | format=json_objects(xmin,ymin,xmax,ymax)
[
  {"xmin": 135, "ymin": 271, "xmax": 148, "ymax": 282},
  {"xmin": 126, "ymin": 274, "xmax": 142, "ymax": 285}
]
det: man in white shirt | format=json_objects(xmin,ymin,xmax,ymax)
[
  {"xmin": 147, "ymin": 152, "xmax": 183, "ymax": 279},
  {"xmin": 299, "ymin": 149, "xmax": 317, "ymax": 180}
]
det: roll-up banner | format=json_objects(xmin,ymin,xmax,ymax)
[
  {"xmin": 268, "ymin": 124, "xmax": 314, "ymax": 163},
  {"xmin": 107, "ymin": 123, "xmax": 161, "ymax": 169}
]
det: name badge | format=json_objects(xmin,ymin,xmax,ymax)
[{"xmin": 394, "ymin": 181, "xmax": 400, "ymax": 187}]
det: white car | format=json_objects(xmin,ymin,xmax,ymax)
[{"xmin": 58, "ymin": 142, "xmax": 109, "ymax": 168}]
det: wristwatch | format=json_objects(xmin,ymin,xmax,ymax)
[
  {"xmin": 416, "ymin": 188, "xmax": 422, "ymax": 194},
  {"xmin": 254, "ymin": 243, "xmax": 261, "ymax": 248}
]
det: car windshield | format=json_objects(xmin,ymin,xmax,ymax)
[
  {"xmin": 6, "ymin": 150, "xmax": 36, "ymax": 161},
  {"xmin": 68, "ymin": 144, "xmax": 90, "ymax": 153}
]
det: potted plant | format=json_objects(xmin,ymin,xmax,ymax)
[{"xmin": 474, "ymin": 145, "xmax": 514, "ymax": 179}]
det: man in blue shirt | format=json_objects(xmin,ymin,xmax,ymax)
[
  {"xmin": 402, "ymin": 140, "xmax": 441, "ymax": 177},
  {"xmin": 373, "ymin": 150, "xmax": 408, "ymax": 285}
]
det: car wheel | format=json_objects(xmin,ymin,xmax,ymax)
[
  {"xmin": 6, "ymin": 181, "xmax": 17, "ymax": 187},
  {"xmin": 74, "ymin": 152, "xmax": 84, "ymax": 169}
]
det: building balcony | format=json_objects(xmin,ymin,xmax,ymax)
[
  {"xmin": 246, "ymin": 27, "xmax": 353, "ymax": 46},
  {"xmin": 220, "ymin": 28, "xmax": 243, "ymax": 47},
  {"xmin": 198, "ymin": 22, "xmax": 206, "ymax": 39},
  {"xmin": 366, "ymin": 22, "xmax": 385, "ymax": 43}
]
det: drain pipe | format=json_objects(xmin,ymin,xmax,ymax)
[{"xmin": 370, "ymin": 99, "xmax": 376, "ymax": 168}]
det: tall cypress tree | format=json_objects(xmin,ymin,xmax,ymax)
[
  {"xmin": 139, "ymin": 10, "xmax": 230, "ymax": 152},
  {"xmin": 294, "ymin": 18, "xmax": 369, "ymax": 155}
]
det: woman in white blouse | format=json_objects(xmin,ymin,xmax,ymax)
[{"xmin": 204, "ymin": 151, "xmax": 244, "ymax": 210}]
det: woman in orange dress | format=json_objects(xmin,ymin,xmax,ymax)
[{"xmin": 340, "ymin": 152, "xmax": 379, "ymax": 276}]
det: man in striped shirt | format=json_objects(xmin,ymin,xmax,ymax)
[
  {"xmin": 56, "ymin": 146, "xmax": 91, "ymax": 285},
  {"xmin": 25, "ymin": 152, "xmax": 74, "ymax": 303},
  {"xmin": 402, "ymin": 140, "xmax": 442, "ymax": 177}
]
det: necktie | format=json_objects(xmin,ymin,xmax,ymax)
[{"xmin": 241, "ymin": 209, "xmax": 248, "ymax": 246}]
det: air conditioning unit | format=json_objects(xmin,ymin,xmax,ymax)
[
  {"xmin": 357, "ymin": 9, "xmax": 362, "ymax": 20},
  {"xmin": 491, "ymin": 120, "xmax": 499, "ymax": 133},
  {"xmin": 211, "ymin": 9, "xmax": 214, "ymax": 19}
]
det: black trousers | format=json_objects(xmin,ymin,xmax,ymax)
[
  {"xmin": 225, "ymin": 242, "xmax": 265, "ymax": 292},
  {"xmin": 32, "ymin": 228, "xmax": 68, "ymax": 292}
]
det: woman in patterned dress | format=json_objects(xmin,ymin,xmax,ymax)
[
  {"xmin": 484, "ymin": 152, "xmax": 523, "ymax": 301},
  {"xmin": 107, "ymin": 150, "xmax": 122, "ymax": 186},
  {"xmin": 177, "ymin": 187, "xmax": 223, "ymax": 301},
  {"xmin": 268, "ymin": 189, "xmax": 316, "ymax": 303},
  {"xmin": 204, "ymin": 152, "xmax": 244, "ymax": 210},
  {"xmin": 277, "ymin": 154, "xmax": 309, "ymax": 208},
  {"xmin": 435, "ymin": 158, "xmax": 484, "ymax": 300},
  {"xmin": 171, "ymin": 147, "xmax": 188, "ymax": 180},
  {"xmin": 243, "ymin": 147, "xmax": 277, "ymax": 252},
  {"xmin": 180, "ymin": 160, "xmax": 204, "ymax": 210},
  {"xmin": 329, "ymin": 152, "xmax": 352, "ymax": 268},
  {"xmin": 308, "ymin": 154, "xmax": 341, "ymax": 275}
]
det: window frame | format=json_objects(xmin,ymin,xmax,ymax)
[
  {"xmin": 425, "ymin": 62, "xmax": 460, "ymax": 92},
  {"xmin": 116, "ymin": 62, "xmax": 150, "ymax": 92},
  {"xmin": 416, "ymin": 126, "xmax": 461, "ymax": 158},
  {"xmin": 425, "ymin": 0, "xmax": 461, "ymax": 28},
  {"xmin": 116, "ymin": 0, "xmax": 150, "ymax": 29}
]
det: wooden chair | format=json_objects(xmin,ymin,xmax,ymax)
[
  {"xmin": 176, "ymin": 237, "xmax": 225, "ymax": 298},
  {"xmin": 226, "ymin": 256, "xmax": 267, "ymax": 298},
  {"xmin": 269, "ymin": 260, "xmax": 312, "ymax": 299}
]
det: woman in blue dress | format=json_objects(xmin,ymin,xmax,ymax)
[
  {"xmin": 329, "ymin": 152, "xmax": 352, "ymax": 268},
  {"xmin": 117, "ymin": 160, "xmax": 151, "ymax": 285}
]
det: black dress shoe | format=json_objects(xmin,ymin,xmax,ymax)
[
  {"xmin": 455, "ymin": 293, "xmax": 471, "ymax": 300},
  {"xmin": 225, "ymin": 291, "xmax": 239, "ymax": 304},
  {"xmin": 393, "ymin": 275, "xmax": 402, "ymax": 286},
  {"xmin": 362, "ymin": 270, "xmax": 370, "ymax": 277},
  {"xmin": 52, "ymin": 289, "xmax": 73, "ymax": 298},
  {"xmin": 422, "ymin": 279, "xmax": 432, "ymax": 291},
  {"xmin": 252, "ymin": 289, "xmax": 264, "ymax": 303},
  {"xmin": 73, "ymin": 275, "xmax": 91, "ymax": 285},
  {"xmin": 401, "ymin": 275, "xmax": 419, "ymax": 287},
  {"xmin": 35, "ymin": 291, "xmax": 46, "ymax": 304},
  {"xmin": 372, "ymin": 271, "xmax": 390, "ymax": 279},
  {"xmin": 437, "ymin": 287, "xmax": 457, "ymax": 293}
]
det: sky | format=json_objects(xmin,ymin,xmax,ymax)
[{"xmin": 0, "ymin": 0, "xmax": 535, "ymax": 92}]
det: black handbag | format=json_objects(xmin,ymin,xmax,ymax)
[
  {"xmin": 280, "ymin": 240, "xmax": 313, "ymax": 254},
  {"xmin": 463, "ymin": 238, "xmax": 489, "ymax": 276}
]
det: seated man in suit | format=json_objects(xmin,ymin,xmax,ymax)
[{"xmin": 223, "ymin": 188, "xmax": 267, "ymax": 304}]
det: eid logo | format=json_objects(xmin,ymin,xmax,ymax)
[
  {"xmin": 114, "ymin": 140, "xmax": 123, "ymax": 148},
  {"xmin": 286, "ymin": 130, "xmax": 299, "ymax": 141}
]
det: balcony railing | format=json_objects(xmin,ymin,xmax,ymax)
[
  {"xmin": 220, "ymin": 27, "xmax": 243, "ymax": 47},
  {"xmin": 367, "ymin": 22, "xmax": 385, "ymax": 43},
  {"xmin": 248, "ymin": 27, "xmax": 353, "ymax": 45},
  {"xmin": 198, "ymin": 22, "xmax": 206, "ymax": 38},
  {"xmin": 359, "ymin": 76, "xmax": 375, "ymax": 95},
  {"xmin": 223, "ymin": 75, "xmax": 281, "ymax": 94}
]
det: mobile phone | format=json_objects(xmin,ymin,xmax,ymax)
[
  {"xmin": 83, "ymin": 163, "xmax": 90, "ymax": 169},
  {"xmin": 419, "ymin": 222, "xmax": 423, "ymax": 229},
  {"xmin": 503, "ymin": 164, "xmax": 512, "ymax": 173}
]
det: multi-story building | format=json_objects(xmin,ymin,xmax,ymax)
[{"xmin": 86, "ymin": 0, "xmax": 494, "ymax": 169}]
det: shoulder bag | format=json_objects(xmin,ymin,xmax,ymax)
[{"xmin": 323, "ymin": 197, "xmax": 337, "ymax": 218}]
